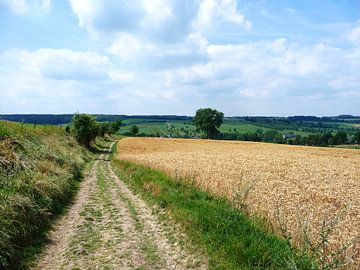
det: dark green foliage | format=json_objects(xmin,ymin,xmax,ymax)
[
  {"xmin": 72, "ymin": 114, "xmax": 99, "ymax": 147},
  {"xmin": 332, "ymin": 131, "xmax": 347, "ymax": 145},
  {"xmin": 355, "ymin": 131, "xmax": 360, "ymax": 144},
  {"xmin": 99, "ymin": 118, "xmax": 122, "ymax": 137},
  {"xmin": 193, "ymin": 108, "xmax": 224, "ymax": 139},
  {"xmin": 130, "ymin": 125, "xmax": 139, "ymax": 136},
  {"xmin": 112, "ymin": 160, "xmax": 315, "ymax": 270}
]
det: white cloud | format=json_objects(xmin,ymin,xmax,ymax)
[
  {"xmin": 69, "ymin": 0, "xmax": 144, "ymax": 35},
  {"xmin": 140, "ymin": 0, "xmax": 173, "ymax": 28},
  {"xmin": 195, "ymin": 0, "xmax": 251, "ymax": 31},
  {"xmin": 349, "ymin": 25, "xmax": 360, "ymax": 44},
  {"xmin": 108, "ymin": 34, "xmax": 156, "ymax": 61},
  {"xmin": 1, "ymin": 36, "xmax": 360, "ymax": 115},
  {"xmin": 108, "ymin": 32, "xmax": 208, "ymax": 69},
  {"xmin": 68, "ymin": 0, "xmax": 249, "ymax": 43},
  {"xmin": 3, "ymin": 49, "xmax": 112, "ymax": 81},
  {"xmin": 168, "ymin": 38, "xmax": 360, "ymax": 103},
  {"xmin": 39, "ymin": 0, "xmax": 50, "ymax": 12},
  {"xmin": 1, "ymin": 1, "xmax": 360, "ymax": 115},
  {"xmin": 69, "ymin": 0, "xmax": 192, "ymax": 41}
]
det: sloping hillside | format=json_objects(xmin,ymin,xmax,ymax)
[{"xmin": 0, "ymin": 121, "xmax": 91, "ymax": 268}]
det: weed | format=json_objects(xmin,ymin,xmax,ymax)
[{"xmin": 276, "ymin": 205, "xmax": 359, "ymax": 270}]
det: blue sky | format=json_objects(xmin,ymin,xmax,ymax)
[{"xmin": 0, "ymin": 0, "xmax": 360, "ymax": 116}]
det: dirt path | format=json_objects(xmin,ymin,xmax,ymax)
[{"xmin": 34, "ymin": 143, "xmax": 207, "ymax": 270}]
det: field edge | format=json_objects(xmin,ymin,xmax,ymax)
[{"xmin": 111, "ymin": 156, "xmax": 315, "ymax": 270}]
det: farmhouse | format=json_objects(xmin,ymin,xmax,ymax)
[{"xmin": 282, "ymin": 133, "xmax": 296, "ymax": 139}]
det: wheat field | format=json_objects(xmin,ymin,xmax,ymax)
[{"xmin": 116, "ymin": 137, "xmax": 360, "ymax": 265}]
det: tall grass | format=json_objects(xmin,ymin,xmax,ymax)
[{"xmin": 0, "ymin": 121, "xmax": 91, "ymax": 268}]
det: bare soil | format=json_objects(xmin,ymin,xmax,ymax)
[{"xmin": 34, "ymin": 143, "xmax": 207, "ymax": 270}]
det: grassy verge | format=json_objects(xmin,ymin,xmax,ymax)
[
  {"xmin": 0, "ymin": 121, "xmax": 94, "ymax": 269},
  {"xmin": 111, "ymin": 158, "xmax": 315, "ymax": 270}
]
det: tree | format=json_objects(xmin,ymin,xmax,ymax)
[
  {"xmin": 98, "ymin": 119, "xmax": 122, "ymax": 137},
  {"xmin": 320, "ymin": 132, "xmax": 333, "ymax": 146},
  {"xmin": 332, "ymin": 131, "xmax": 348, "ymax": 145},
  {"xmin": 112, "ymin": 119, "xmax": 122, "ymax": 134},
  {"xmin": 72, "ymin": 114, "xmax": 99, "ymax": 147},
  {"xmin": 192, "ymin": 108, "xmax": 224, "ymax": 139},
  {"xmin": 354, "ymin": 131, "xmax": 360, "ymax": 144},
  {"xmin": 130, "ymin": 125, "xmax": 139, "ymax": 136},
  {"xmin": 98, "ymin": 122, "xmax": 110, "ymax": 137}
]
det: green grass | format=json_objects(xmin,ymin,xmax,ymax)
[
  {"xmin": 0, "ymin": 120, "xmax": 93, "ymax": 269},
  {"xmin": 332, "ymin": 144, "xmax": 360, "ymax": 150},
  {"xmin": 140, "ymin": 239, "xmax": 159, "ymax": 265},
  {"xmin": 119, "ymin": 118, "xmax": 314, "ymax": 137},
  {"xmin": 111, "ymin": 159, "xmax": 315, "ymax": 270}
]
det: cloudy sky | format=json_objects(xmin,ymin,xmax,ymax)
[{"xmin": 0, "ymin": 0, "xmax": 360, "ymax": 116}]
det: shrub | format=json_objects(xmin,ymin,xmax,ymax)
[{"xmin": 72, "ymin": 114, "xmax": 99, "ymax": 147}]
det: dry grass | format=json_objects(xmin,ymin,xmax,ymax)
[
  {"xmin": 352, "ymin": 124, "xmax": 360, "ymax": 128},
  {"xmin": 117, "ymin": 137, "xmax": 360, "ymax": 267},
  {"xmin": 0, "ymin": 121, "xmax": 90, "ymax": 268}
]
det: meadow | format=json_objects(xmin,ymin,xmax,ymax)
[
  {"xmin": 116, "ymin": 137, "xmax": 360, "ymax": 268},
  {"xmin": 119, "ymin": 117, "xmax": 360, "ymax": 148},
  {"xmin": 119, "ymin": 118, "xmax": 312, "ymax": 137}
]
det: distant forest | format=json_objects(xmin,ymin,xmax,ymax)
[
  {"xmin": 0, "ymin": 114, "xmax": 192, "ymax": 125},
  {"xmin": 0, "ymin": 114, "xmax": 359, "ymax": 125}
]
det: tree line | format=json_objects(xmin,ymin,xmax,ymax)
[
  {"xmin": 184, "ymin": 108, "xmax": 360, "ymax": 146},
  {"xmin": 69, "ymin": 114, "xmax": 121, "ymax": 147},
  {"xmin": 220, "ymin": 130, "xmax": 360, "ymax": 146},
  {"xmin": 68, "ymin": 110, "xmax": 360, "ymax": 148}
]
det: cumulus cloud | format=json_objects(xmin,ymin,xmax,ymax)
[
  {"xmin": 68, "ymin": 0, "xmax": 250, "ymax": 42},
  {"xmin": 1, "ymin": 37, "xmax": 360, "ymax": 115},
  {"xmin": 69, "ymin": 0, "xmax": 144, "ymax": 34},
  {"xmin": 349, "ymin": 25, "xmax": 360, "ymax": 44},
  {"xmin": 1, "ymin": 0, "xmax": 360, "ymax": 115},
  {"xmin": 69, "ymin": 0, "xmax": 197, "ymax": 41},
  {"xmin": 107, "ymin": 33, "xmax": 156, "ymax": 61},
  {"xmin": 168, "ymin": 38, "xmax": 360, "ymax": 102},
  {"xmin": 108, "ymin": 32, "xmax": 208, "ymax": 69},
  {"xmin": 2, "ymin": 49, "xmax": 113, "ymax": 81},
  {"xmin": 0, "ymin": 48, "xmax": 135, "ymax": 113},
  {"xmin": 195, "ymin": 0, "xmax": 251, "ymax": 31},
  {"xmin": 68, "ymin": 0, "xmax": 251, "ymax": 70}
]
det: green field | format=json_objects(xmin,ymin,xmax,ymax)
[{"xmin": 120, "ymin": 118, "xmax": 329, "ymax": 137}]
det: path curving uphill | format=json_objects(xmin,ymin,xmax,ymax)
[{"xmin": 34, "ymin": 143, "xmax": 207, "ymax": 270}]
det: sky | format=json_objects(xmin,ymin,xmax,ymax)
[{"xmin": 0, "ymin": 0, "xmax": 360, "ymax": 116}]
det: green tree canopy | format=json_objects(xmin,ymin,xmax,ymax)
[
  {"xmin": 354, "ymin": 131, "xmax": 360, "ymax": 144},
  {"xmin": 98, "ymin": 119, "xmax": 122, "ymax": 136},
  {"xmin": 72, "ymin": 114, "xmax": 99, "ymax": 147},
  {"xmin": 130, "ymin": 125, "xmax": 139, "ymax": 136},
  {"xmin": 192, "ymin": 108, "xmax": 224, "ymax": 139}
]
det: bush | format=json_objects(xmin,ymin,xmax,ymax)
[
  {"xmin": 130, "ymin": 125, "xmax": 139, "ymax": 136},
  {"xmin": 72, "ymin": 114, "xmax": 99, "ymax": 147}
]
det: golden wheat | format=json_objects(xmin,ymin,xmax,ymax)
[{"xmin": 116, "ymin": 137, "xmax": 360, "ymax": 265}]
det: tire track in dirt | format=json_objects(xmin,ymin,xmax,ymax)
[
  {"xmin": 34, "ymin": 155, "xmax": 101, "ymax": 269},
  {"xmin": 33, "ymin": 143, "xmax": 207, "ymax": 270}
]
